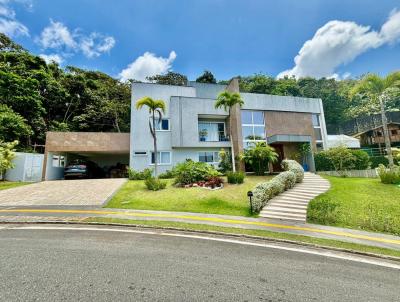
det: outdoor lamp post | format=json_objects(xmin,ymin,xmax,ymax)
[{"xmin": 247, "ymin": 191, "xmax": 253, "ymax": 213}]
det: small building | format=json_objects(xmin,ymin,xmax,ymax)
[{"xmin": 326, "ymin": 135, "xmax": 360, "ymax": 149}]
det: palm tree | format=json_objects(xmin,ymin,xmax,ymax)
[
  {"xmin": 215, "ymin": 91, "xmax": 244, "ymax": 172},
  {"xmin": 135, "ymin": 97, "xmax": 166, "ymax": 177},
  {"xmin": 350, "ymin": 72, "xmax": 400, "ymax": 167},
  {"xmin": 240, "ymin": 142, "xmax": 278, "ymax": 176}
]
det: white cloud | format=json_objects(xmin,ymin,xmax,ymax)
[
  {"xmin": 278, "ymin": 9, "xmax": 400, "ymax": 79},
  {"xmin": 36, "ymin": 20, "xmax": 115, "ymax": 59},
  {"xmin": 119, "ymin": 51, "xmax": 177, "ymax": 82},
  {"xmin": 80, "ymin": 33, "xmax": 115, "ymax": 58},
  {"xmin": 0, "ymin": 0, "xmax": 29, "ymax": 37},
  {"xmin": 37, "ymin": 20, "xmax": 76, "ymax": 49},
  {"xmin": 39, "ymin": 53, "xmax": 63, "ymax": 64}
]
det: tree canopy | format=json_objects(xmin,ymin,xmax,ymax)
[{"xmin": 196, "ymin": 70, "xmax": 217, "ymax": 83}]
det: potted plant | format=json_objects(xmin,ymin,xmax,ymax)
[
  {"xmin": 199, "ymin": 129, "xmax": 208, "ymax": 141},
  {"xmin": 298, "ymin": 143, "xmax": 311, "ymax": 171}
]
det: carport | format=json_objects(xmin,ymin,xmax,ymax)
[{"xmin": 43, "ymin": 132, "xmax": 130, "ymax": 180}]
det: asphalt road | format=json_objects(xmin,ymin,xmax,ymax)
[{"xmin": 0, "ymin": 225, "xmax": 399, "ymax": 302}]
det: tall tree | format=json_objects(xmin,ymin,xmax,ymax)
[
  {"xmin": 146, "ymin": 72, "xmax": 188, "ymax": 86},
  {"xmin": 215, "ymin": 91, "xmax": 244, "ymax": 172},
  {"xmin": 350, "ymin": 72, "xmax": 400, "ymax": 167},
  {"xmin": 135, "ymin": 97, "xmax": 166, "ymax": 177},
  {"xmin": 196, "ymin": 70, "xmax": 217, "ymax": 83},
  {"xmin": 0, "ymin": 105, "xmax": 32, "ymax": 144}
]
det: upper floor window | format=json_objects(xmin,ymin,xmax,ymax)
[
  {"xmin": 154, "ymin": 119, "xmax": 170, "ymax": 131},
  {"xmin": 312, "ymin": 114, "xmax": 322, "ymax": 142},
  {"xmin": 241, "ymin": 110, "xmax": 266, "ymax": 145}
]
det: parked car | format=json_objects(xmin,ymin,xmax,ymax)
[{"xmin": 64, "ymin": 159, "xmax": 105, "ymax": 179}]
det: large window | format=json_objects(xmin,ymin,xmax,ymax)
[
  {"xmin": 241, "ymin": 110, "xmax": 266, "ymax": 148},
  {"xmin": 150, "ymin": 151, "xmax": 171, "ymax": 165},
  {"xmin": 312, "ymin": 114, "xmax": 323, "ymax": 142},
  {"xmin": 198, "ymin": 121, "xmax": 226, "ymax": 142},
  {"xmin": 154, "ymin": 119, "xmax": 170, "ymax": 131},
  {"xmin": 198, "ymin": 151, "xmax": 220, "ymax": 164}
]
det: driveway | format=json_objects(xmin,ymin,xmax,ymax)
[{"xmin": 0, "ymin": 178, "xmax": 127, "ymax": 206}]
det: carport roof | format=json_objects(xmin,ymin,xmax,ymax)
[{"xmin": 45, "ymin": 132, "xmax": 130, "ymax": 153}]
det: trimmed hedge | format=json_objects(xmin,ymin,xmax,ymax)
[{"xmin": 250, "ymin": 160, "xmax": 304, "ymax": 213}]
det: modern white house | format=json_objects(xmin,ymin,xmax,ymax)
[
  {"xmin": 34, "ymin": 78, "xmax": 328, "ymax": 181},
  {"xmin": 130, "ymin": 79, "xmax": 328, "ymax": 173}
]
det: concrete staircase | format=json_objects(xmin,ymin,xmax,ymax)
[{"xmin": 259, "ymin": 172, "xmax": 330, "ymax": 222}]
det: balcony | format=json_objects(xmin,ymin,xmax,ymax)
[{"xmin": 198, "ymin": 121, "xmax": 229, "ymax": 142}]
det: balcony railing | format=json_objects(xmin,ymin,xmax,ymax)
[{"xmin": 199, "ymin": 132, "xmax": 229, "ymax": 142}]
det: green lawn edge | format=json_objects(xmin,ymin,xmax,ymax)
[
  {"xmin": 0, "ymin": 181, "xmax": 29, "ymax": 191},
  {"xmin": 83, "ymin": 217, "xmax": 400, "ymax": 259}
]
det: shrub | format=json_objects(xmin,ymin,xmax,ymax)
[
  {"xmin": 218, "ymin": 149, "xmax": 232, "ymax": 173},
  {"xmin": 226, "ymin": 171, "xmax": 245, "ymax": 184},
  {"xmin": 144, "ymin": 177, "xmax": 167, "ymax": 191},
  {"xmin": 370, "ymin": 156, "xmax": 389, "ymax": 168},
  {"xmin": 351, "ymin": 150, "xmax": 370, "ymax": 170},
  {"xmin": 249, "ymin": 159, "xmax": 304, "ymax": 213},
  {"xmin": 281, "ymin": 159, "xmax": 304, "ymax": 183},
  {"xmin": 174, "ymin": 159, "xmax": 221, "ymax": 186},
  {"xmin": 204, "ymin": 176, "xmax": 224, "ymax": 189},
  {"xmin": 158, "ymin": 169, "xmax": 175, "ymax": 179},
  {"xmin": 307, "ymin": 198, "xmax": 339, "ymax": 225},
  {"xmin": 274, "ymin": 171, "xmax": 296, "ymax": 190},
  {"xmin": 377, "ymin": 164, "xmax": 400, "ymax": 184},
  {"xmin": 314, "ymin": 152, "xmax": 334, "ymax": 171},
  {"xmin": 128, "ymin": 168, "xmax": 152, "ymax": 180}
]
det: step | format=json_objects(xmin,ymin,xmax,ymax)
[
  {"xmin": 281, "ymin": 192, "xmax": 318, "ymax": 199},
  {"xmin": 291, "ymin": 189, "xmax": 328, "ymax": 194},
  {"xmin": 267, "ymin": 202, "xmax": 308, "ymax": 210},
  {"xmin": 264, "ymin": 206, "xmax": 306, "ymax": 214},
  {"xmin": 273, "ymin": 196, "xmax": 310, "ymax": 203},
  {"xmin": 260, "ymin": 210, "xmax": 305, "ymax": 218},
  {"xmin": 259, "ymin": 213, "xmax": 305, "ymax": 222}
]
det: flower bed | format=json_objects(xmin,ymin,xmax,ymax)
[{"xmin": 250, "ymin": 159, "xmax": 304, "ymax": 213}]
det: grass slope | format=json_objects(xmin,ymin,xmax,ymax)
[
  {"xmin": 106, "ymin": 176, "xmax": 272, "ymax": 217},
  {"xmin": 308, "ymin": 176, "xmax": 400, "ymax": 235}
]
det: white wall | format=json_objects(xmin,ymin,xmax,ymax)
[
  {"xmin": 5, "ymin": 152, "xmax": 44, "ymax": 182},
  {"xmin": 45, "ymin": 152, "xmax": 65, "ymax": 180}
]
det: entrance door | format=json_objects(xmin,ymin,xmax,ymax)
[{"xmin": 271, "ymin": 144, "xmax": 284, "ymax": 172}]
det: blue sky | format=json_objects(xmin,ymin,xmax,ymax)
[{"xmin": 2, "ymin": 0, "xmax": 400, "ymax": 81}]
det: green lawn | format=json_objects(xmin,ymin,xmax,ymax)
[
  {"xmin": 307, "ymin": 176, "xmax": 400, "ymax": 235},
  {"xmin": 0, "ymin": 181, "xmax": 27, "ymax": 191},
  {"xmin": 106, "ymin": 175, "xmax": 272, "ymax": 217}
]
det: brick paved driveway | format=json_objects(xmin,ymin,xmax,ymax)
[{"xmin": 0, "ymin": 178, "xmax": 127, "ymax": 206}]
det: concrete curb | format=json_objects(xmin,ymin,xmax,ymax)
[{"xmin": 2, "ymin": 220, "xmax": 400, "ymax": 263}]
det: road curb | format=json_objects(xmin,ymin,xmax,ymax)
[{"xmin": 2, "ymin": 220, "xmax": 400, "ymax": 263}]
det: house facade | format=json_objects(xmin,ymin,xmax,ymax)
[
  {"xmin": 39, "ymin": 78, "xmax": 327, "ymax": 181},
  {"xmin": 130, "ymin": 79, "xmax": 328, "ymax": 173}
]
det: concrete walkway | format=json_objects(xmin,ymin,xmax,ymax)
[
  {"xmin": 0, "ymin": 179, "xmax": 127, "ymax": 206},
  {"xmin": 260, "ymin": 172, "xmax": 330, "ymax": 222},
  {"xmin": 0, "ymin": 207, "xmax": 399, "ymax": 252}
]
